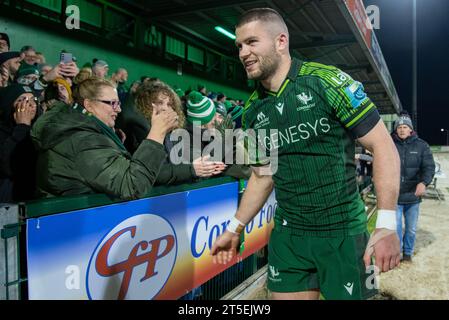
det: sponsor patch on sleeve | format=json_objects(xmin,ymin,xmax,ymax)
[{"xmin": 344, "ymin": 81, "xmax": 367, "ymax": 109}]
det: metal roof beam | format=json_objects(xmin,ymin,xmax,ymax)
[
  {"xmin": 147, "ymin": 0, "xmax": 263, "ymax": 18},
  {"xmin": 291, "ymin": 36, "xmax": 357, "ymax": 49}
]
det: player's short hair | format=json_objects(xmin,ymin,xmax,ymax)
[{"xmin": 236, "ymin": 8, "xmax": 289, "ymax": 37}]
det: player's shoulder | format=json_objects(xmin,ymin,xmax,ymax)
[
  {"xmin": 299, "ymin": 61, "xmax": 353, "ymax": 87},
  {"xmin": 242, "ymin": 89, "xmax": 262, "ymax": 129}
]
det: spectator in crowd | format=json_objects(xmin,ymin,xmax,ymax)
[
  {"xmin": 129, "ymin": 80, "xmax": 141, "ymax": 95},
  {"xmin": 111, "ymin": 68, "xmax": 128, "ymax": 103},
  {"xmin": 35, "ymin": 52, "xmax": 46, "ymax": 64},
  {"xmin": 214, "ymin": 100, "xmax": 227, "ymax": 124},
  {"xmin": 185, "ymin": 91, "xmax": 250, "ymax": 179},
  {"xmin": 38, "ymin": 63, "xmax": 53, "ymax": 76},
  {"xmin": 197, "ymin": 84, "xmax": 207, "ymax": 96},
  {"xmin": 0, "ymin": 85, "xmax": 38, "ymax": 202},
  {"xmin": 91, "ymin": 59, "xmax": 109, "ymax": 78},
  {"xmin": 223, "ymin": 100, "xmax": 233, "ymax": 112},
  {"xmin": 392, "ymin": 114, "xmax": 435, "ymax": 262},
  {"xmin": 0, "ymin": 33, "xmax": 10, "ymax": 53},
  {"xmin": 208, "ymin": 92, "xmax": 217, "ymax": 102},
  {"xmin": 28, "ymin": 60, "xmax": 78, "ymax": 113},
  {"xmin": 0, "ymin": 51, "xmax": 22, "ymax": 87},
  {"xmin": 140, "ymin": 76, "xmax": 151, "ymax": 84},
  {"xmin": 216, "ymin": 92, "xmax": 226, "ymax": 103},
  {"xmin": 131, "ymin": 81, "xmax": 225, "ymax": 184},
  {"xmin": 226, "ymin": 103, "xmax": 243, "ymax": 129},
  {"xmin": 73, "ymin": 67, "xmax": 92, "ymax": 85},
  {"xmin": 31, "ymin": 77, "xmax": 178, "ymax": 199},
  {"xmin": 16, "ymin": 63, "xmax": 40, "ymax": 86},
  {"xmin": 20, "ymin": 45, "xmax": 37, "ymax": 65}
]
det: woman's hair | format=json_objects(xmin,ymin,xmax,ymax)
[
  {"xmin": 73, "ymin": 67, "xmax": 93, "ymax": 85},
  {"xmin": 135, "ymin": 81, "xmax": 185, "ymax": 129},
  {"xmin": 72, "ymin": 77, "xmax": 115, "ymax": 106}
]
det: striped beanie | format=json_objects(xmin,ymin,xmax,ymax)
[{"xmin": 187, "ymin": 90, "xmax": 216, "ymax": 125}]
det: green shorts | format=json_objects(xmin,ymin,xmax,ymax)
[{"xmin": 267, "ymin": 228, "xmax": 378, "ymax": 300}]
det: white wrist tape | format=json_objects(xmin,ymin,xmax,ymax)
[
  {"xmin": 227, "ymin": 217, "xmax": 245, "ymax": 234},
  {"xmin": 376, "ymin": 209, "xmax": 397, "ymax": 231}
]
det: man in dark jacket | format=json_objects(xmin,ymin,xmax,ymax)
[{"xmin": 392, "ymin": 114, "xmax": 435, "ymax": 262}]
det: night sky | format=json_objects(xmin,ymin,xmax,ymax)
[{"xmin": 364, "ymin": 0, "xmax": 449, "ymax": 145}]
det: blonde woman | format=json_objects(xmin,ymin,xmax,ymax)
[{"xmin": 31, "ymin": 77, "xmax": 178, "ymax": 199}]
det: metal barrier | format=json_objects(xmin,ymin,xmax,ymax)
[{"xmin": 0, "ymin": 204, "xmax": 22, "ymax": 300}]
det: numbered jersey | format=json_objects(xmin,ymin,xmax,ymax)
[{"xmin": 242, "ymin": 58, "xmax": 380, "ymax": 237}]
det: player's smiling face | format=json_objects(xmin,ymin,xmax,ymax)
[{"xmin": 236, "ymin": 20, "xmax": 281, "ymax": 81}]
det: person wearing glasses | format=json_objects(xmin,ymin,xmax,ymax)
[
  {"xmin": 31, "ymin": 77, "xmax": 179, "ymax": 199},
  {"xmin": 0, "ymin": 84, "xmax": 38, "ymax": 202}
]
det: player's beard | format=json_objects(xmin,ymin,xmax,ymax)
[{"xmin": 247, "ymin": 45, "xmax": 281, "ymax": 81}]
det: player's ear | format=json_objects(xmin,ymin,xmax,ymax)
[{"xmin": 276, "ymin": 33, "xmax": 289, "ymax": 52}]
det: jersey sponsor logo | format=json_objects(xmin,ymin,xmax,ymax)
[
  {"xmin": 344, "ymin": 81, "xmax": 367, "ymax": 109},
  {"xmin": 255, "ymin": 112, "xmax": 270, "ymax": 129},
  {"xmin": 275, "ymin": 102, "xmax": 284, "ymax": 115},
  {"xmin": 344, "ymin": 282, "xmax": 354, "ymax": 295},
  {"xmin": 258, "ymin": 117, "xmax": 331, "ymax": 151},
  {"xmin": 331, "ymin": 71, "xmax": 351, "ymax": 85},
  {"xmin": 296, "ymin": 92, "xmax": 316, "ymax": 111},
  {"xmin": 87, "ymin": 214, "xmax": 177, "ymax": 300}
]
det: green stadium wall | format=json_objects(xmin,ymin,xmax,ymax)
[{"xmin": 1, "ymin": 16, "xmax": 251, "ymax": 100}]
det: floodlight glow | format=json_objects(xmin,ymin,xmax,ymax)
[{"xmin": 215, "ymin": 26, "xmax": 236, "ymax": 40}]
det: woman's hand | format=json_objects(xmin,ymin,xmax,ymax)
[
  {"xmin": 13, "ymin": 97, "xmax": 37, "ymax": 126},
  {"xmin": 193, "ymin": 155, "xmax": 226, "ymax": 177},
  {"xmin": 147, "ymin": 107, "xmax": 179, "ymax": 144}
]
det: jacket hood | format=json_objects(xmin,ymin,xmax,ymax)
[{"xmin": 31, "ymin": 102, "xmax": 100, "ymax": 150}]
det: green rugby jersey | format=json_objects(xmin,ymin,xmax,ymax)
[{"xmin": 242, "ymin": 58, "xmax": 381, "ymax": 237}]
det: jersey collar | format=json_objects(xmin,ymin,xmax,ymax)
[{"xmin": 256, "ymin": 57, "xmax": 303, "ymax": 98}]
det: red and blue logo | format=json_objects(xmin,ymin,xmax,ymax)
[{"xmin": 86, "ymin": 214, "xmax": 177, "ymax": 300}]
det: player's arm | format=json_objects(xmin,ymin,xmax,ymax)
[
  {"xmin": 320, "ymin": 67, "xmax": 401, "ymax": 272},
  {"xmin": 357, "ymin": 122, "xmax": 401, "ymax": 273},
  {"xmin": 210, "ymin": 165, "xmax": 274, "ymax": 265},
  {"xmin": 236, "ymin": 165, "xmax": 274, "ymax": 224},
  {"xmin": 357, "ymin": 120, "xmax": 400, "ymax": 211}
]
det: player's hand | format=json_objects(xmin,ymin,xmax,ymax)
[
  {"xmin": 363, "ymin": 228, "xmax": 401, "ymax": 273},
  {"xmin": 210, "ymin": 230, "xmax": 241, "ymax": 265}
]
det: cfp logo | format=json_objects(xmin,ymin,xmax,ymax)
[{"xmin": 87, "ymin": 214, "xmax": 177, "ymax": 300}]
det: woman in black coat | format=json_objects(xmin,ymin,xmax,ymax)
[{"xmin": 0, "ymin": 84, "xmax": 38, "ymax": 202}]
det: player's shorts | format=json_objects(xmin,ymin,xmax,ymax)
[{"xmin": 267, "ymin": 227, "xmax": 378, "ymax": 300}]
